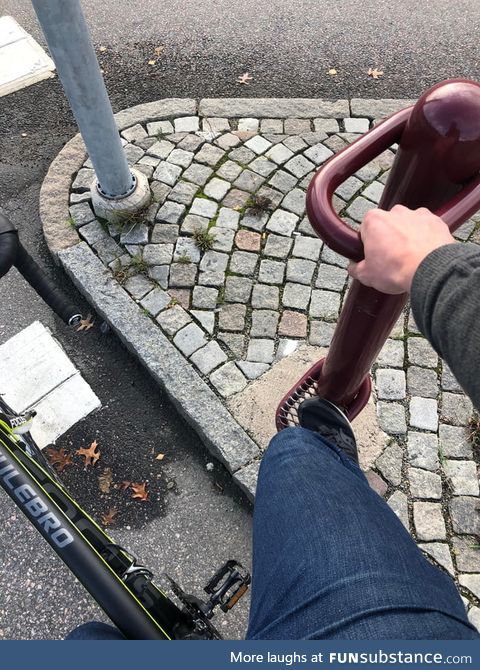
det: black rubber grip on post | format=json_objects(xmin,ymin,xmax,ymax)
[
  {"xmin": 0, "ymin": 213, "xmax": 19, "ymax": 279},
  {"xmin": 15, "ymin": 244, "xmax": 82, "ymax": 326}
]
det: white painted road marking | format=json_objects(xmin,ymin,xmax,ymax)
[
  {"xmin": 0, "ymin": 321, "xmax": 101, "ymax": 447},
  {"xmin": 0, "ymin": 15, "xmax": 55, "ymax": 97}
]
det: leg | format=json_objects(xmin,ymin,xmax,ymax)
[
  {"xmin": 247, "ymin": 427, "xmax": 477, "ymax": 640},
  {"xmin": 65, "ymin": 622, "xmax": 124, "ymax": 640}
]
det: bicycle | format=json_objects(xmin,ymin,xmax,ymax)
[{"xmin": 0, "ymin": 212, "xmax": 250, "ymax": 640}]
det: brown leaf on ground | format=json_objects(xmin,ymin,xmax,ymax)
[
  {"xmin": 148, "ymin": 59, "xmax": 156, "ymax": 66},
  {"xmin": 155, "ymin": 453, "xmax": 165, "ymax": 461},
  {"xmin": 154, "ymin": 46, "xmax": 164, "ymax": 56},
  {"xmin": 76, "ymin": 315, "xmax": 95, "ymax": 332},
  {"xmin": 237, "ymin": 72, "xmax": 253, "ymax": 85},
  {"xmin": 77, "ymin": 440, "xmax": 101, "ymax": 467},
  {"xmin": 45, "ymin": 447, "xmax": 73, "ymax": 473},
  {"xmin": 99, "ymin": 46, "xmax": 107, "ymax": 52},
  {"xmin": 327, "ymin": 68, "xmax": 338, "ymax": 76},
  {"xmin": 130, "ymin": 482, "xmax": 149, "ymax": 501},
  {"xmin": 118, "ymin": 480, "xmax": 133, "ymax": 490},
  {"xmin": 101, "ymin": 508, "xmax": 118, "ymax": 526},
  {"xmin": 98, "ymin": 467, "xmax": 113, "ymax": 493},
  {"xmin": 368, "ymin": 67, "xmax": 384, "ymax": 79}
]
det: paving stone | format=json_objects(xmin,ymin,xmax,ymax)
[
  {"xmin": 237, "ymin": 361, "xmax": 270, "ymax": 380},
  {"xmin": 156, "ymin": 201, "xmax": 185, "ymax": 224},
  {"xmin": 217, "ymin": 160, "xmax": 243, "ymax": 181},
  {"xmin": 79, "ymin": 220, "xmax": 107, "ymax": 245},
  {"xmin": 123, "ymin": 274, "xmax": 155, "ymax": 300},
  {"xmin": 181, "ymin": 214, "xmax": 209, "ymax": 235},
  {"xmin": 258, "ymin": 259, "xmax": 285, "ymax": 285},
  {"xmin": 147, "ymin": 120, "xmax": 174, "ymax": 135},
  {"xmin": 346, "ymin": 195, "xmax": 375, "ymax": 223},
  {"xmin": 168, "ymin": 288, "xmax": 190, "ymax": 310},
  {"xmin": 284, "ymin": 154, "xmax": 316, "ymax": 178},
  {"xmin": 182, "ymin": 163, "xmax": 213, "ymax": 186},
  {"xmin": 233, "ymin": 169, "xmax": 265, "ymax": 193},
  {"xmin": 304, "ymin": 142, "xmax": 334, "ymax": 165},
  {"xmin": 324, "ymin": 135, "xmax": 348, "ymax": 152},
  {"xmin": 268, "ymin": 169, "xmax": 298, "ymax": 193},
  {"xmin": 237, "ymin": 118, "xmax": 259, "ymax": 132},
  {"xmin": 286, "ymin": 258, "xmax": 316, "ymax": 285},
  {"xmin": 458, "ymin": 574, "xmax": 480, "ymax": 600},
  {"xmin": 309, "ymin": 320, "xmax": 336, "ymax": 346},
  {"xmin": 278, "ymin": 311, "xmax": 307, "ymax": 338},
  {"xmin": 362, "ymin": 180, "xmax": 384, "ymax": 204},
  {"xmin": 93, "ymin": 237, "xmax": 124, "ymax": 264},
  {"xmin": 264, "ymin": 233, "xmax": 293, "ymax": 258},
  {"xmin": 249, "ymin": 156, "xmax": 277, "ymax": 177},
  {"xmin": 222, "ymin": 188, "xmax": 251, "ymax": 209},
  {"xmin": 218, "ymin": 303, "xmax": 246, "ymax": 331},
  {"xmin": 260, "ymin": 119, "xmax": 283, "ymax": 133},
  {"xmin": 217, "ymin": 332, "xmax": 245, "ymax": 358},
  {"xmin": 148, "ymin": 265, "xmax": 169, "ymax": 289},
  {"xmin": 441, "ymin": 392, "xmax": 473, "ymax": 426},
  {"xmin": 168, "ymin": 180, "xmax": 199, "ymax": 205},
  {"xmin": 389, "ymin": 315, "xmax": 405, "ymax": 340},
  {"xmin": 377, "ymin": 339, "xmax": 404, "ymax": 368},
  {"xmin": 274, "ymin": 339, "xmax": 300, "ymax": 360},
  {"xmin": 191, "ymin": 310, "xmax": 215, "ymax": 334},
  {"xmin": 365, "ymin": 470, "xmax": 388, "ymax": 497},
  {"xmin": 147, "ymin": 140, "xmax": 175, "ymax": 160},
  {"xmin": 283, "ymin": 136, "xmax": 308, "ymax": 152},
  {"xmin": 281, "ymin": 188, "xmax": 306, "ymax": 216},
  {"xmin": 240, "ymin": 211, "xmax": 270, "ymax": 232},
  {"xmin": 190, "ymin": 339, "xmax": 227, "ymax": 374},
  {"xmin": 178, "ymin": 134, "xmax": 205, "ymax": 152},
  {"xmin": 229, "ymin": 146, "xmax": 256, "ymax": 164},
  {"xmin": 69, "ymin": 201, "xmax": 97, "ymax": 229},
  {"xmin": 235, "ymin": 230, "xmax": 261, "ymax": 251},
  {"xmin": 173, "ymin": 322, "xmax": 208, "ymax": 356},
  {"xmin": 344, "ymin": 117, "xmax": 370, "ymax": 133},
  {"xmin": 124, "ymin": 143, "xmax": 145, "ymax": 164},
  {"xmin": 414, "ymin": 501, "xmax": 446, "ymax": 541},
  {"xmin": 229, "ymin": 250, "xmax": 258, "ymax": 276},
  {"xmin": 174, "ymin": 116, "xmax": 199, "ymax": 133},
  {"xmin": 204, "ymin": 177, "xmax": 231, "ymax": 201},
  {"xmin": 409, "ymin": 397, "xmax": 438, "ymax": 432},
  {"xmin": 321, "ymin": 245, "xmax": 349, "ymax": 268},
  {"xmin": 167, "ymin": 148, "xmax": 194, "ymax": 169},
  {"xmin": 153, "ymin": 161, "xmax": 182, "ymax": 186},
  {"xmin": 315, "ymin": 264, "xmax": 347, "ymax": 291},
  {"xmin": 282, "ymin": 282, "xmax": 312, "ymax": 310},
  {"xmin": 138, "ymin": 287, "xmax": 171, "ymax": 316},
  {"xmin": 376, "ymin": 369, "xmax": 406, "ymax": 400},
  {"xmin": 468, "ymin": 607, "xmax": 480, "ymax": 631},
  {"xmin": 450, "ymin": 496, "xmax": 480, "ymax": 535},
  {"xmin": 313, "ymin": 118, "xmax": 340, "ymax": 133},
  {"xmin": 454, "ymin": 220, "xmax": 476, "ymax": 241},
  {"xmin": 409, "ymin": 468, "xmax": 443, "ymax": 500},
  {"xmin": 407, "ymin": 367, "xmax": 439, "ymax": 398},
  {"xmin": 265, "ymin": 143, "xmax": 295, "ymax": 165},
  {"xmin": 310, "ymin": 289, "xmax": 341, "ymax": 319},
  {"xmin": 143, "ymin": 243, "xmax": 174, "ymax": 266},
  {"xmin": 441, "ymin": 364, "xmax": 463, "ymax": 393},
  {"xmin": 407, "ymin": 432, "xmax": 439, "ymax": 471},
  {"xmin": 199, "ymin": 250, "xmax": 229, "ymax": 274},
  {"xmin": 174, "ymin": 236, "xmax": 201, "ymax": 263},
  {"xmin": 138, "ymin": 156, "xmax": 161, "ymax": 171},
  {"xmin": 190, "ymin": 197, "xmax": 218, "ymax": 219},
  {"xmin": 250, "ymin": 310, "xmax": 279, "ymax": 338},
  {"xmin": 211, "ymin": 227, "xmax": 235, "ymax": 253},
  {"xmin": 224, "ymin": 276, "xmax": 253, "ymax": 303},
  {"xmin": 195, "ymin": 143, "xmax": 226, "ymax": 167},
  {"xmin": 407, "ymin": 337, "xmax": 438, "ymax": 368},
  {"xmin": 247, "ymin": 339, "xmax": 275, "ymax": 363},
  {"xmin": 355, "ymin": 161, "xmax": 383, "ymax": 182},
  {"xmin": 438, "ymin": 424, "xmax": 472, "ymax": 458},
  {"xmin": 418, "ymin": 543, "xmax": 454, "ymax": 576},
  {"xmin": 216, "ymin": 133, "xmax": 242, "ymax": 150},
  {"xmin": 251, "ymin": 284, "xmax": 279, "ymax": 310},
  {"xmin": 284, "ymin": 118, "xmax": 311, "ymax": 134},
  {"xmin": 444, "ymin": 460, "xmax": 479, "ymax": 496},
  {"xmin": 192, "ymin": 286, "xmax": 218, "ymax": 309},
  {"xmin": 407, "ymin": 310, "xmax": 421, "ymax": 334},
  {"xmin": 169, "ymin": 263, "xmax": 197, "ymax": 287},
  {"xmin": 72, "ymin": 168, "xmax": 95, "ymax": 192},
  {"xmin": 452, "ymin": 536, "xmax": 480, "ymax": 572},
  {"xmin": 216, "ymin": 207, "xmax": 240, "ymax": 230},
  {"xmin": 266, "ymin": 209, "xmax": 298, "ymax": 236},
  {"xmin": 151, "ymin": 181, "xmax": 172, "ymax": 205},
  {"xmin": 387, "ymin": 490, "xmax": 409, "ymax": 530},
  {"xmin": 244, "ymin": 135, "xmax": 272, "ymax": 155},
  {"xmin": 375, "ymin": 442, "xmax": 403, "ymax": 486},
  {"xmin": 70, "ymin": 191, "xmax": 91, "ymax": 204},
  {"xmin": 156, "ymin": 304, "xmax": 191, "ymax": 335},
  {"xmin": 292, "ymin": 235, "xmax": 322, "ymax": 261},
  {"xmin": 134, "ymin": 162, "xmax": 154, "ymax": 179},
  {"xmin": 377, "ymin": 402, "xmax": 407, "ymax": 435},
  {"xmin": 209, "ymin": 362, "xmax": 247, "ymax": 398}
]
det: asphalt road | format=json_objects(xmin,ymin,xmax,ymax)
[{"xmin": 0, "ymin": 0, "xmax": 478, "ymax": 641}]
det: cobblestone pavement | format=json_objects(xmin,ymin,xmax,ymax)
[{"xmin": 46, "ymin": 98, "xmax": 479, "ymax": 628}]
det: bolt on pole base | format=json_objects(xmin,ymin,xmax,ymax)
[{"xmin": 90, "ymin": 168, "xmax": 151, "ymax": 223}]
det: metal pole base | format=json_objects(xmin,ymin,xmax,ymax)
[
  {"xmin": 90, "ymin": 168, "xmax": 151, "ymax": 223},
  {"xmin": 275, "ymin": 358, "xmax": 372, "ymax": 432}
]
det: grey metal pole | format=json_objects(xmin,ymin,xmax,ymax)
[{"xmin": 31, "ymin": 0, "xmax": 134, "ymax": 199}]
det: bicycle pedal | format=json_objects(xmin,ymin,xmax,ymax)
[{"xmin": 204, "ymin": 560, "xmax": 251, "ymax": 613}]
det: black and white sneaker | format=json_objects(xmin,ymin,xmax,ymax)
[{"xmin": 297, "ymin": 397, "xmax": 359, "ymax": 464}]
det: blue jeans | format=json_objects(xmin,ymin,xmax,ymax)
[{"xmin": 67, "ymin": 427, "xmax": 478, "ymax": 640}]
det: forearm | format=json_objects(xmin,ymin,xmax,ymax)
[{"xmin": 411, "ymin": 243, "xmax": 480, "ymax": 408}]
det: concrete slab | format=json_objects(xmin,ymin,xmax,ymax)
[
  {"xmin": 0, "ymin": 16, "xmax": 55, "ymax": 97},
  {"xmin": 0, "ymin": 321, "xmax": 100, "ymax": 446}
]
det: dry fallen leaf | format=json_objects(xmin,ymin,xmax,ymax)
[
  {"xmin": 327, "ymin": 68, "xmax": 338, "ymax": 76},
  {"xmin": 130, "ymin": 482, "xmax": 149, "ymax": 501},
  {"xmin": 98, "ymin": 467, "xmax": 113, "ymax": 493},
  {"xmin": 45, "ymin": 447, "xmax": 73, "ymax": 473},
  {"xmin": 76, "ymin": 315, "xmax": 95, "ymax": 332},
  {"xmin": 154, "ymin": 46, "xmax": 164, "ymax": 56},
  {"xmin": 99, "ymin": 46, "xmax": 107, "ymax": 52},
  {"xmin": 148, "ymin": 59, "xmax": 156, "ymax": 66},
  {"xmin": 368, "ymin": 67, "xmax": 384, "ymax": 79},
  {"xmin": 237, "ymin": 72, "xmax": 253, "ymax": 85},
  {"xmin": 101, "ymin": 508, "xmax": 118, "ymax": 526},
  {"xmin": 119, "ymin": 480, "xmax": 133, "ymax": 491},
  {"xmin": 77, "ymin": 440, "xmax": 101, "ymax": 467},
  {"xmin": 155, "ymin": 453, "xmax": 165, "ymax": 461}
]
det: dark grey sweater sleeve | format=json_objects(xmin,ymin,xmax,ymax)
[{"xmin": 411, "ymin": 242, "xmax": 480, "ymax": 409}]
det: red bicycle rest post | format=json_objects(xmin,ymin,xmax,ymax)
[{"xmin": 276, "ymin": 79, "xmax": 480, "ymax": 429}]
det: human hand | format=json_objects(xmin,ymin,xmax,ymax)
[{"xmin": 348, "ymin": 205, "xmax": 457, "ymax": 294}]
